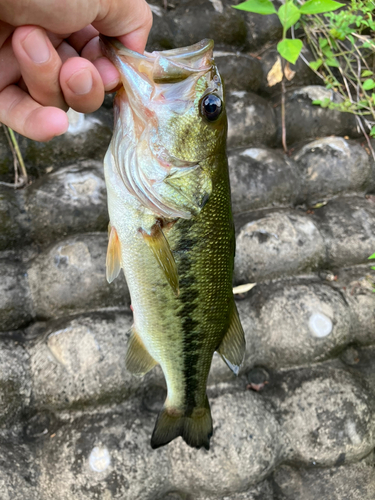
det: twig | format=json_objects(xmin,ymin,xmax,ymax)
[
  {"xmin": 281, "ymin": 59, "xmax": 287, "ymax": 153},
  {"xmin": 1, "ymin": 124, "xmax": 27, "ymax": 188},
  {"xmin": 8, "ymin": 128, "xmax": 27, "ymax": 181}
]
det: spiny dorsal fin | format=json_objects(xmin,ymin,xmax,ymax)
[
  {"xmin": 106, "ymin": 224, "xmax": 122, "ymax": 283},
  {"xmin": 217, "ymin": 302, "xmax": 246, "ymax": 376},
  {"xmin": 141, "ymin": 221, "xmax": 179, "ymax": 296},
  {"xmin": 125, "ymin": 327, "xmax": 158, "ymax": 376}
]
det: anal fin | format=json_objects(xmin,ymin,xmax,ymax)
[
  {"xmin": 217, "ymin": 302, "xmax": 246, "ymax": 376},
  {"xmin": 141, "ymin": 221, "xmax": 179, "ymax": 296},
  {"xmin": 106, "ymin": 223, "xmax": 122, "ymax": 283},
  {"xmin": 125, "ymin": 327, "xmax": 157, "ymax": 376}
]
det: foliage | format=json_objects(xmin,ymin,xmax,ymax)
[
  {"xmin": 234, "ymin": 0, "xmax": 344, "ymax": 64},
  {"xmin": 302, "ymin": 0, "xmax": 375, "ymax": 138},
  {"xmin": 233, "ymin": 0, "xmax": 375, "ymax": 142},
  {"xmin": 369, "ymin": 252, "xmax": 375, "ymax": 270}
]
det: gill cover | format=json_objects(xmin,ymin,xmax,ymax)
[{"xmin": 100, "ymin": 36, "xmax": 225, "ymax": 219}]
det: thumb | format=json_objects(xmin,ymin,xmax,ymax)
[{"xmin": 0, "ymin": 0, "xmax": 152, "ymax": 52}]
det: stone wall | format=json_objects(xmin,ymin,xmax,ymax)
[{"xmin": 1, "ymin": 1, "xmax": 375, "ymax": 498}]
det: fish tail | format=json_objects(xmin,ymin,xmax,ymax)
[{"xmin": 151, "ymin": 396, "xmax": 213, "ymax": 450}]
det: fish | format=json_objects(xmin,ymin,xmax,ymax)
[{"xmin": 100, "ymin": 35, "xmax": 245, "ymax": 450}]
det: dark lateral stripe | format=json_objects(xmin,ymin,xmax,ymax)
[{"xmin": 175, "ymin": 222, "xmax": 201, "ymax": 414}]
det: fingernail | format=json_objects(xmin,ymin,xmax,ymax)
[
  {"xmin": 66, "ymin": 70, "xmax": 93, "ymax": 95},
  {"xmin": 23, "ymin": 29, "xmax": 50, "ymax": 64}
]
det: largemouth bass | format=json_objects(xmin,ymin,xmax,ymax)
[{"xmin": 101, "ymin": 36, "xmax": 245, "ymax": 450}]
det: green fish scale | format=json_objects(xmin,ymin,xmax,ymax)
[{"xmin": 167, "ymin": 154, "xmax": 234, "ymax": 411}]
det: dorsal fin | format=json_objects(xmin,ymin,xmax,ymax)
[
  {"xmin": 141, "ymin": 221, "xmax": 179, "ymax": 296},
  {"xmin": 217, "ymin": 302, "xmax": 246, "ymax": 376},
  {"xmin": 106, "ymin": 224, "xmax": 122, "ymax": 283},
  {"xmin": 125, "ymin": 327, "xmax": 158, "ymax": 376}
]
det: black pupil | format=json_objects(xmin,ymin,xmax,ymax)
[{"xmin": 202, "ymin": 94, "xmax": 222, "ymax": 121}]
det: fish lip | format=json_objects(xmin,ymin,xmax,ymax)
[
  {"xmin": 100, "ymin": 36, "xmax": 214, "ymax": 84},
  {"xmin": 100, "ymin": 35, "xmax": 214, "ymax": 63}
]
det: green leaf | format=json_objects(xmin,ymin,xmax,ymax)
[
  {"xmin": 369, "ymin": 253, "xmax": 375, "ymax": 259},
  {"xmin": 233, "ymin": 0, "xmax": 277, "ymax": 14},
  {"xmin": 319, "ymin": 38, "xmax": 328, "ymax": 49},
  {"xmin": 312, "ymin": 97, "xmax": 331, "ymax": 107},
  {"xmin": 278, "ymin": 2, "xmax": 301, "ymax": 30},
  {"xmin": 362, "ymin": 70, "xmax": 373, "ymax": 77},
  {"xmin": 309, "ymin": 59, "xmax": 323, "ymax": 71},
  {"xmin": 326, "ymin": 58, "xmax": 340, "ymax": 67},
  {"xmin": 371, "ymin": 126, "xmax": 375, "ymax": 137},
  {"xmin": 299, "ymin": 0, "xmax": 344, "ymax": 14},
  {"xmin": 277, "ymin": 38, "xmax": 303, "ymax": 64},
  {"xmin": 363, "ymin": 79, "xmax": 375, "ymax": 90}
]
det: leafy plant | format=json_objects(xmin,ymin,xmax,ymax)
[
  {"xmin": 369, "ymin": 252, "xmax": 375, "ymax": 270},
  {"xmin": 301, "ymin": 0, "xmax": 375, "ymax": 145},
  {"xmin": 234, "ymin": 0, "xmax": 344, "ymax": 151},
  {"xmin": 234, "ymin": 0, "xmax": 344, "ymax": 64}
]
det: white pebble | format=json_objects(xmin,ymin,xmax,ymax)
[
  {"xmin": 308, "ymin": 312, "xmax": 333, "ymax": 338},
  {"xmin": 89, "ymin": 446, "xmax": 111, "ymax": 472}
]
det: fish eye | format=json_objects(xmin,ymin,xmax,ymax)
[{"xmin": 200, "ymin": 94, "xmax": 222, "ymax": 121}]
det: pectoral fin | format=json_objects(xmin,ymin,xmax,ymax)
[
  {"xmin": 164, "ymin": 166, "xmax": 212, "ymax": 216},
  {"xmin": 106, "ymin": 224, "xmax": 122, "ymax": 283},
  {"xmin": 217, "ymin": 302, "xmax": 246, "ymax": 376},
  {"xmin": 126, "ymin": 327, "xmax": 158, "ymax": 376},
  {"xmin": 141, "ymin": 221, "xmax": 179, "ymax": 296}
]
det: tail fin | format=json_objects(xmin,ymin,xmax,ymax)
[{"xmin": 150, "ymin": 396, "xmax": 213, "ymax": 450}]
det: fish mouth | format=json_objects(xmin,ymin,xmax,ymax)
[
  {"xmin": 101, "ymin": 36, "xmax": 222, "ymax": 220},
  {"xmin": 100, "ymin": 36, "xmax": 214, "ymax": 84}
]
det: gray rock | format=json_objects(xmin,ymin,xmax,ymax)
[
  {"xmin": 170, "ymin": 392, "xmax": 284, "ymax": 496},
  {"xmin": 340, "ymin": 345, "xmax": 375, "ymax": 396},
  {"xmin": 27, "ymin": 233, "xmax": 130, "ymax": 320},
  {"xmin": 274, "ymin": 86, "xmax": 360, "ymax": 146},
  {"xmin": 37, "ymin": 406, "xmax": 171, "ymax": 500},
  {"xmin": 242, "ymin": 10, "xmax": 282, "ymax": 52},
  {"xmin": 0, "ymin": 187, "xmax": 25, "ymax": 251},
  {"xmin": 335, "ymin": 265, "xmax": 375, "ymax": 346},
  {"xmin": 196, "ymin": 480, "xmax": 274, "ymax": 499},
  {"xmin": 227, "ymin": 91, "xmax": 277, "ymax": 149},
  {"xmin": 0, "ymin": 257, "xmax": 33, "ymax": 331},
  {"xmin": 24, "ymin": 161, "xmax": 108, "ymax": 247},
  {"xmin": 0, "ymin": 126, "xmax": 14, "ymax": 184},
  {"xmin": 214, "ymin": 52, "xmax": 263, "ymax": 93},
  {"xmin": 0, "ymin": 434, "xmax": 39, "ymax": 500},
  {"xmin": 292, "ymin": 137, "xmax": 373, "ymax": 204},
  {"xmin": 0, "ymin": 343, "xmax": 31, "ymax": 426},
  {"xmin": 273, "ymin": 463, "xmax": 375, "ymax": 500},
  {"xmin": 147, "ymin": 4, "xmax": 175, "ymax": 51},
  {"xmin": 168, "ymin": 0, "xmax": 248, "ymax": 51},
  {"xmin": 234, "ymin": 212, "xmax": 325, "ymax": 283},
  {"xmin": 276, "ymin": 365, "xmax": 375, "ymax": 466},
  {"xmin": 238, "ymin": 281, "xmax": 351, "ymax": 370},
  {"xmin": 311, "ymin": 196, "xmax": 375, "ymax": 268},
  {"xmin": 260, "ymin": 46, "xmax": 320, "ymax": 95},
  {"xmin": 28, "ymin": 312, "xmax": 142, "ymax": 410},
  {"xmin": 228, "ymin": 148, "xmax": 301, "ymax": 214},
  {"xmin": 15, "ymin": 109, "xmax": 112, "ymax": 179}
]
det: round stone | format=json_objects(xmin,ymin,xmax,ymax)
[
  {"xmin": 89, "ymin": 446, "xmax": 111, "ymax": 473},
  {"xmin": 309, "ymin": 312, "xmax": 333, "ymax": 338}
]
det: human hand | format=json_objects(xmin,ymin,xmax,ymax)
[{"xmin": 0, "ymin": 0, "xmax": 152, "ymax": 141}]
